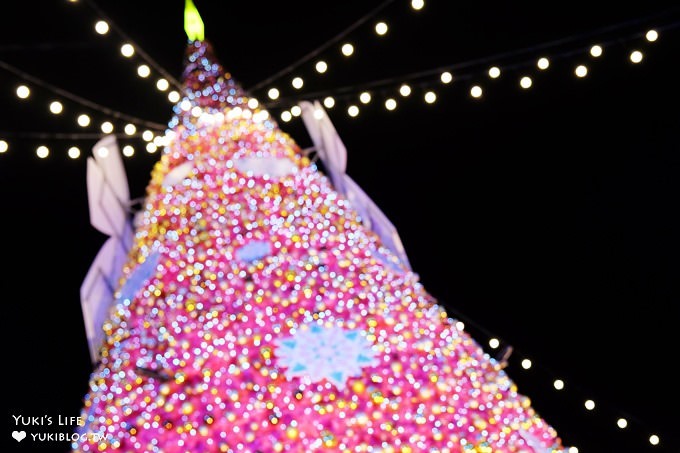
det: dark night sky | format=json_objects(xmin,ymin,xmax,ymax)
[{"xmin": 2, "ymin": 1, "xmax": 680, "ymax": 452}]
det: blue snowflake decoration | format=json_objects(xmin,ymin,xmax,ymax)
[
  {"xmin": 275, "ymin": 324, "xmax": 378, "ymax": 390},
  {"xmin": 235, "ymin": 240, "xmax": 271, "ymax": 263},
  {"xmin": 117, "ymin": 251, "xmax": 161, "ymax": 303}
]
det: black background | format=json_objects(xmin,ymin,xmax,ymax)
[{"xmin": 2, "ymin": 1, "xmax": 679, "ymax": 452}]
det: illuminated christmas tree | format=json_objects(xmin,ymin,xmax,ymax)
[{"xmin": 74, "ymin": 2, "xmax": 567, "ymax": 451}]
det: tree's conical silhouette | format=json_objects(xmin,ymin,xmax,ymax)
[{"xmin": 74, "ymin": 6, "xmax": 567, "ymax": 452}]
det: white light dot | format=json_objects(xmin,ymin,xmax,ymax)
[
  {"xmin": 375, "ymin": 22, "xmax": 388, "ymax": 36},
  {"xmin": 646, "ymin": 29, "xmax": 658, "ymax": 42},
  {"xmin": 292, "ymin": 77, "xmax": 304, "ymax": 89},
  {"xmin": 96, "ymin": 146, "xmax": 109, "ymax": 158},
  {"xmin": 36, "ymin": 145, "xmax": 49, "ymax": 158},
  {"xmin": 137, "ymin": 64, "xmax": 150, "ymax": 78},
  {"xmin": 280, "ymin": 111, "xmax": 292, "ymax": 122},
  {"xmin": 94, "ymin": 20, "xmax": 109, "ymax": 35},
  {"xmin": 521, "ymin": 358, "xmax": 532, "ymax": 369},
  {"xmin": 411, "ymin": 0, "xmax": 424, "ymax": 10},
  {"xmin": 617, "ymin": 418, "xmax": 628, "ymax": 429},
  {"xmin": 359, "ymin": 92, "xmax": 371, "ymax": 104},
  {"xmin": 553, "ymin": 379, "xmax": 565, "ymax": 390},
  {"xmin": 440, "ymin": 71, "xmax": 453, "ymax": 84},
  {"xmin": 180, "ymin": 99, "xmax": 192, "ymax": 111},
  {"xmin": 267, "ymin": 88, "xmax": 280, "ymax": 100},
  {"xmin": 77, "ymin": 114, "xmax": 91, "ymax": 127},
  {"xmin": 168, "ymin": 91, "xmax": 180, "ymax": 103},
  {"xmin": 156, "ymin": 78, "xmax": 169, "ymax": 91},
  {"xmin": 146, "ymin": 142, "xmax": 157, "ymax": 153},
  {"xmin": 347, "ymin": 105, "xmax": 359, "ymax": 117},
  {"xmin": 0, "ymin": 140, "xmax": 8, "ymax": 153},
  {"xmin": 590, "ymin": 45, "xmax": 603, "ymax": 57},
  {"xmin": 247, "ymin": 98, "xmax": 259, "ymax": 109},
  {"xmin": 575, "ymin": 65, "xmax": 588, "ymax": 78},
  {"xmin": 16, "ymin": 85, "xmax": 30, "ymax": 99},
  {"xmin": 49, "ymin": 101, "xmax": 63, "ymax": 114},
  {"xmin": 520, "ymin": 76, "xmax": 532, "ymax": 89},
  {"xmin": 122, "ymin": 145, "xmax": 134, "ymax": 157},
  {"xmin": 100, "ymin": 121, "xmax": 114, "ymax": 133},
  {"xmin": 323, "ymin": 97, "xmax": 335, "ymax": 108},
  {"xmin": 120, "ymin": 43, "xmax": 135, "ymax": 57},
  {"xmin": 488, "ymin": 338, "xmax": 500, "ymax": 349},
  {"xmin": 488, "ymin": 66, "xmax": 501, "ymax": 78},
  {"xmin": 191, "ymin": 106, "xmax": 202, "ymax": 117},
  {"xmin": 124, "ymin": 123, "xmax": 136, "ymax": 135},
  {"xmin": 315, "ymin": 61, "xmax": 328, "ymax": 74},
  {"xmin": 385, "ymin": 98, "xmax": 397, "ymax": 111},
  {"xmin": 341, "ymin": 43, "xmax": 354, "ymax": 57},
  {"xmin": 584, "ymin": 400, "xmax": 595, "ymax": 411},
  {"xmin": 649, "ymin": 434, "xmax": 660, "ymax": 446},
  {"xmin": 630, "ymin": 50, "xmax": 643, "ymax": 63},
  {"xmin": 424, "ymin": 91, "xmax": 436, "ymax": 104},
  {"xmin": 537, "ymin": 57, "xmax": 550, "ymax": 70},
  {"xmin": 142, "ymin": 130, "xmax": 154, "ymax": 141},
  {"xmin": 470, "ymin": 85, "xmax": 483, "ymax": 98},
  {"xmin": 313, "ymin": 109, "xmax": 324, "ymax": 120},
  {"xmin": 153, "ymin": 135, "xmax": 165, "ymax": 147},
  {"xmin": 290, "ymin": 105, "xmax": 302, "ymax": 117},
  {"xmin": 399, "ymin": 84, "xmax": 412, "ymax": 97},
  {"xmin": 455, "ymin": 321, "xmax": 465, "ymax": 331},
  {"xmin": 568, "ymin": 448, "xmax": 579, "ymax": 453}
]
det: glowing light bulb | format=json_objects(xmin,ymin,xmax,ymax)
[
  {"xmin": 630, "ymin": 50, "xmax": 643, "ymax": 63},
  {"xmin": 16, "ymin": 85, "xmax": 30, "ymax": 99},
  {"xmin": 156, "ymin": 78, "xmax": 169, "ymax": 91},
  {"xmin": 100, "ymin": 121, "xmax": 114, "ymax": 133},
  {"xmin": 95, "ymin": 20, "xmax": 109, "ymax": 35},
  {"xmin": 440, "ymin": 72, "xmax": 453, "ymax": 84},
  {"xmin": 267, "ymin": 88, "xmax": 280, "ymax": 100},
  {"xmin": 617, "ymin": 418, "xmax": 628, "ymax": 429},
  {"xmin": 341, "ymin": 43, "xmax": 354, "ymax": 56},
  {"xmin": 537, "ymin": 57, "xmax": 550, "ymax": 70},
  {"xmin": 488, "ymin": 338, "xmax": 499, "ymax": 349},
  {"xmin": 359, "ymin": 92, "xmax": 371, "ymax": 104},
  {"xmin": 120, "ymin": 43, "xmax": 134, "ymax": 57},
  {"xmin": 424, "ymin": 91, "xmax": 436, "ymax": 104},
  {"xmin": 575, "ymin": 65, "xmax": 588, "ymax": 78},
  {"xmin": 146, "ymin": 143, "xmax": 157, "ymax": 153},
  {"xmin": 68, "ymin": 146, "xmax": 80, "ymax": 159},
  {"xmin": 142, "ymin": 130, "xmax": 154, "ymax": 141},
  {"xmin": 375, "ymin": 22, "xmax": 388, "ymax": 36},
  {"xmin": 280, "ymin": 111, "xmax": 292, "ymax": 122},
  {"xmin": 646, "ymin": 29, "xmax": 658, "ymax": 42},
  {"xmin": 521, "ymin": 359, "xmax": 532, "ymax": 369},
  {"xmin": 49, "ymin": 101, "xmax": 63, "ymax": 114},
  {"xmin": 289, "ymin": 105, "xmax": 301, "ymax": 117},
  {"xmin": 455, "ymin": 321, "xmax": 465, "ymax": 331},
  {"xmin": 168, "ymin": 91, "xmax": 180, "ymax": 103},
  {"xmin": 385, "ymin": 98, "xmax": 397, "ymax": 111},
  {"xmin": 77, "ymin": 114, "xmax": 91, "ymax": 127},
  {"xmin": 399, "ymin": 84, "xmax": 412, "ymax": 96},
  {"xmin": 553, "ymin": 379, "xmax": 565, "ymax": 390},
  {"xmin": 590, "ymin": 45, "xmax": 603, "ymax": 57},
  {"xmin": 470, "ymin": 85, "xmax": 483, "ymax": 98},
  {"xmin": 137, "ymin": 64, "xmax": 151, "ymax": 78},
  {"xmin": 584, "ymin": 400, "xmax": 595, "ymax": 411},
  {"xmin": 124, "ymin": 123, "xmax": 136, "ymax": 135},
  {"xmin": 568, "ymin": 448, "xmax": 579, "ymax": 453},
  {"xmin": 292, "ymin": 77, "xmax": 304, "ymax": 89},
  {"xmin": 649, "ymin": 435, "xmax": 660, "ymax": 446},
  {"xmin": 122, "ymin": 145, "xmax": 134, "ymax": 157},
  {"xmin": 315, "ymin": 61, "xmax": 328, "ymax": 73},
  {"xmin": 0, "ymin": 140, "xmax": 8, "ymax": 153},
  {"xmin": 247, "ymin": 98, "xmax": 259, "ymax": 109},
  {"xmin": 411, "ymin": 0, "xmax": 424, "ymax": 10},
  {"xmin": 347, "ymin": 105, "xmax": 359, "ymax": 117},
  {"xmin": 36, "ymin": 145, "xmax": 49, "ymax": 158},
  {"xmin": 323, "ymin": 97, "xmax": 335, "ymax": 108},
  {"xmin": 488, "ymin": 66, "xmax": 501, "ymax": 78},
  {"xmin": 520, "ymin": 76, "xmax": 532, "ymax": 89}
]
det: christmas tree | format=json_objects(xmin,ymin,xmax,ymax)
[{"xmin": 74, "ymin": 2, "xmax": 567, "ymax": 451}]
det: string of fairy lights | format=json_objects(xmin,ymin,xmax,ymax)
[{"xmin": 0, "ymin": 3, "xmax": 677, "ymax": 448}]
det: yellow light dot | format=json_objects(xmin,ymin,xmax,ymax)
[
  {"xmin": 385, "ymin": 98, "xmax": 397, "ymax": 110},
  {"xmin": 100, "ymin": 121, "xmax": 114, "ymax": 133},
  {"xmin": 94, "ymin": 20, "xmax": 109, "ymax": 35},
  {"xmin": 315, "ymin": 61, "xmax": 328, "ymax": 73},
  {"xmin": 77, "ymin": 114, "xmax": 91, "ymax": 127},
  {"xmin": 575, "ymin": 65, "xmax": 588, "ymax": 78},
  {"xmin": 553, "ymin": 379, "xmax": 565, "ymax": 390},
  {"xmin": 120, "ymin": 43, "xmax": 134, "ymax": 57},
  {"xmin": 142, "ymin": 130, "xmax": 154, "ymax": 141},
  {"xmin": 399, "ymin": 84, "xmax": 411, "ymax": 96},
  {"xmin": 122, "ymin": 145, "xmax": 134, "ymax": 157},
  {"xmin": 124, "ymin": 123, "xmax": 136, "ymax": 135},
  {"xmin": 649, "ymin": 434, "xmax": 660, "ymax": 446},
  {"xmin": 584, "ymin": 399, "xmax": 595, "ymax": 410},
  {"xmin": 520, "ymin": 76, "xmax": 532, "ymax": 89},
  {"xmin": 537, "ymin": 57, "xmax": 550, "ymax": 70},
  {"xmin": 168, "ymin": 91, "xmax": 180, "ymax": 103},
  {"xmin": 375, "ymin": 22, "xmax": 388, "ymax": 36},
  {"xmin": 137, "ymin": 64, "xmax": 151, "ymax": 78},
  {"xmin": 156, "ymin": 78, "xmax": 169, "ymax": 91},
  {"xmin": 617, "ymin": 418, "xmax": 628, "ymax": 429},
  {"xmin": 590, "ymin": 45, "xmax": 603, "ymax": 57},
  {"xmin": 16, "ymin": 85, "xmax": 30, "ymax": 99},
  {"xmin": 36, "ymin": 145, "xmax": 49, "ymax": 159},
  {"xmin": 359, "ymin": 92, "xmax": 371, "ymax": 104},
  {"xmin": 341, "ymin": 43, "xmax": 354, "ymax": 56},
  {"xmin": 280, "ymin": 111, "xmax": 292, "ymax": 122},
  {"xmin": 488, "ymin": 66, "xmax": 501, "ymax": 78},
  {"xmin": 470, "ymin": 85, "xmax": 483, "ymax": 98},
  {"xmin": 292, "ymin": 77, "xmax": 304, "ymax": 89},
  {"xmin": 440, "ymin": 71, "xmax": 453, "ymax": 84},
  {"xmin": 521, "ymin": 358, "xmax": 532, "ymax": 369},
  {"xmin": 411, "ymin": 0, "xmax": 424, "ymax": 11},
  {"xmin": 347, "ymin": 105, "xmax": 359, "ymax": 117},
  {"xmin": 0, "ymin": 140, "xmax": 8, "ymax": 153},
  {"xmin": 68, "ymin": 146, "xmax": 80, "ymax": 159},
  {"xmin": 290, "ymin": 105, "xmax": 301, "ymax": 117},
  {"xmin": 267, "ymin": 88, "xmax": 280, "ymax": 100},
  {"xmin": 424, "ymin": 91, "xmax": 436, "ymax": 104},
  {"xmin": 49, "ymin": 101, "xmax": 63, "ymax": 114},
  {"xmin": 323, "ymin": 96, "xmax": 335, "ymax": 108},
  {"xmin": 646, "ymin": 29, "xmax": 658, "ymax": 42},
  {"xmin": 146, "ymin": 142, "xmax": 157, "ymax": 153},
  {"xmin": 488, "ymin": 338, "xmax": 500, "ymax": 349},
  {"xmin": 630, "ymin": 50, "xmax": 643, "ymax": 63}
]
